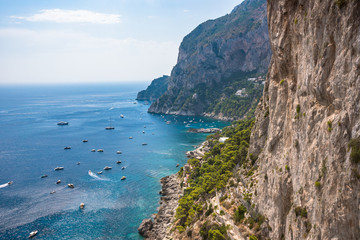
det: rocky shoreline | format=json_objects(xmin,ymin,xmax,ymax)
[{"xmin": 138, "ymin": 174, "xmax": 182, "ymax": 239}]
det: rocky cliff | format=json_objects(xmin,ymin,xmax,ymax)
[
  {"xmin": 148, "ymin": 0, "xmax": 271, "ymax": 119},
  {"xmin": 136, "ymin": 75, "xmax": 169, "ymax": 101},
  {"xmin": 248, "ymin": 0, "xmax": 360, "ymax": 239}
]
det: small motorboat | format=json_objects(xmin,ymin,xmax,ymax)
[
  {"xmin": 97, "ymin": 171, "xmax": 103, "ymax": 174},
  {"xmin": 82, "ymin": 140, "xmax": 88, "ymax": 143},
  {"xmin": 29, "ymin": 230, "xmax": 38, "ymax": 238},
  {"xmin": 41, "ymin": 175, "xmax": 48, "ymax": 178},
  {"xmin": 76, "ymin": 162, "xmax": 80, "ymax": 165},
  {"xmin": 142, "ymin": 143, "xmax": 148, "ymax": 146},
  {"xmin": 50, "ymin": 190, "xmax": 56, "ymax": 194},
  {"xmin": 80, "ymin": 203, "xmax": 85, "ymax": 209},
  {"xmin": 54, "ymin": 167, "xmax": 64, "ymax": 171},
  {"xmin": 129, "ymin": 136, "xmax": 133, "ymax": 139},
  {"xmin": 176, "ymin": 164, "xmax": 180, "ymax": 167},
  {"xmin": 68, "ymin": 184, "xmax": 75, "ymax": 189},
  {"xmin": 91, "ymin": 149, "xmax": 96, "ymax": 152},
  {"xmin": 64, "ymin": 146, "xmax": 71, "ymax": 150},
  {"xmin": 121, "ymin": 167, "xmax": 125, "ymax": 170},
  {"xmin": 105, "ymin": 126, "xmax": 115, "ymax": 130},
  {"xmin": 121, "ymin": 176, "xmax": 126, "ymax": 180},
  {"xmin": 142, "ymin": 131, "xmax": 145, "ymax": 134},
  {"xmin": 57, "ymin": 121, "xmax": 68, "ymax": 125},
  {"xmin": 104, "ymin": 166, "xmax": 112, "ymax": 170},
  {"xmin": 97, "ymin": 149, "xmax": 104, "ymax": 152},
  {"xmin": 116, "ymin": 151, "xmax": 122, "ymax": 154},
  {"xmin": 7, "ymin": 181, "xmax": 13, "ymax": 185},
  {"xmin": 144, "ymin": 126, "xmax": 146, "ymax": 128},
  {"xmin": 56, "ymin": 180, "xmax": 61, "ymax": 184},
  {"xmin": 120, "ymin": 114, "xmax": 124, "ymax": 118},
  {"xmin": 116, "ymin": 161, "xmax": 122, "ymax": 164}
]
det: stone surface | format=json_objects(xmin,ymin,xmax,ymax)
[{"xmin": 248, "ymin": 0, "xmax": 360, "ymax": 239}]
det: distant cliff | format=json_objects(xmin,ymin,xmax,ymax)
[
  {"xmin": 148, "ymin": 0, "xmax": 270, "ymax": 120},
  {"xmin": 136, "ymin": 75, "xmax": 169, "ymax": 101}
]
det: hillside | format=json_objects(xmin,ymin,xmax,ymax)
[
  {"xmin": 148, "ymin": 0, "xmax": 270, "ymax": 120},
  {"xmin": 136, "ymin": 75, "xmax": 169, "ymax": 102}
]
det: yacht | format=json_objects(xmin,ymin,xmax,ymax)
[
  {"xmin": 121, "ymin": 176, "xmax": 126, "ymax": 180},
  {"xmin": 57, "ymin": 121, "xmax": 68, "ymax": 125},
  {"xmin": 104, "ymin": 166, "xmax": 112, "ymax": 170},
  {"xmin": 91, "ymin": 149, "xmax": 96, "ymax": 152},
  {"xmin": 68, "ymin": 184, "xmax": 75, "ymax": 188},
  {"xmin": 7, "ymin": 181, "xmax": 13, "ymax": 185},
  {"xmin": 41, "ymin": 175, "xmax": 48, "ymax": 178},
  {"xmin": 116, "ymin": 151, "xmax": 122, "ymax": 154},
  {"xmin": 116, "ymin": 161, "xmax": 122, "ymax": 164},
  {"xmin": 105, "ymin": 118, "xmax": 115, "ymax": 130},
  {"xmin": 82, "ymin": 140, "xmax": 88, "ymax": 143},
  {"xmin": 97, "ymin": 149, "xmax": 104, "ymax": 152},
  {"xmin": 50, "ymin": 191, "xmax": 56, "ymax": 194},
  {"xmin": 120, "ymin": 114, "xmax": 124, "ymax": 118},
  {"xmin": 29, "ymin": 230, "xmax": 38, "ymax": 238},
  {"xmin": 80, "ymin": 203, "xmax": 85, "ymax": 209},
  {"xmin": 54, "ymin": 167, "xmax": 64, "ymax": 171},
  {"xmin": 97, "ymin": 171, "xmax": 103, "ymax": 174},
  {"xmin": 64, "ymin": 146, "xmax": 71, "ymax": 150},
  {"xmin": 121, "ymin": 166, "xmax": 125, "ymax": 170},
  {"xmin": 56, "ymin": 180, "xmax": 61, "ymax": 184},
  {"xmin": 129, "ymin": 136, "xmax": 133, "ymax": 139},
  {"xmin": 142, "ymin": 143, "xmax": 148, "ymax": 146}
]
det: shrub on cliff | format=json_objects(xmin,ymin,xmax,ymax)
[{"xmin": 348, "ymin": 137, "xmax": 360, "ymax": 164}]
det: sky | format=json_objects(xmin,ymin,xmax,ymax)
[{"xmin": 0, "ymin": 0, "xmax": 242, "ymax": 85}]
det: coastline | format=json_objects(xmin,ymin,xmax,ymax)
[{"xmin": 138, "ymin": 141, "xmax": 209, "ymax": 239}]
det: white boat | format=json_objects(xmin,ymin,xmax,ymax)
[
  {"xmin": 80, "ymin": 203, "xmax": 85, "ymax": 209},
  {"xmin": 121, "ymin": 176, "xmax": 126, "ymax": 180},
  {"xmin": 97, "ymin": 149, "xmax": 104, "ymax": 152},
  {"xmin": 91, "ymin": 149, "xmax": 96, "ymax": 152},
  {"xmin": 68, "ymin": 184, "xmax": 75, "ymax": 188},
  {"xmin": 116, "ymin": 161, "xmax": 122, "ymax": 164},
  {"xmin": 29, "ymin": 230, "xmax": 38, "ymax": 238},
  {"xmin": 97, "ymin": 171, "xmax": 103, "ymax": 174},
  {"xmin": 120, "ymin": 114, "xmax": 124, "ymax": 118},
  {"xmin": 50, "ymin": 190, "xmax": 56, "ymax": 194},
  {"xmin": 54, "ymin": 167, "xmax": 64, "ymax": 171},
  {"xmin": 116, "ymin": 151, "xmax": 122, "ymax": 154},
  {"xmin": 129, "ymin": 136, "xmax": 133, "ymax": 139},
  {"xmin": 64, "ymin": 146, "xmax": 71, "ymax": 150},
  {"xmin": 57, "ymin": 121, "xmax": 68, "ymax": 125},
  {"xmin": 104, "ymin": 166, "xmax": 112, "ymax": 170},
  {"xmin": 56, "ymin": 180, "xmax": 61, "ymax": 184},
  {"xmin": 105, "ymin": 118, "xmax": 115, "ymax": 130}
]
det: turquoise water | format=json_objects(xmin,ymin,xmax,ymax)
[{"xmin": 0, "ymin": 84, "xmax": 229, "ymax": 239}]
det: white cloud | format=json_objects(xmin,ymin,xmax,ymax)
[
  {"xmin": 11, "ymin": 9, "xmax": 122, "ymax": 24},
  {"xmin": 0, "ymin": 28, "xmax": 178, "ymax": 84}
]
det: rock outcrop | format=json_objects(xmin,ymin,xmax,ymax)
[
  {"xmin": 148, "ymin": 0, "xmax": 270, "ymax": 119},
  {"xmin": 136, "ymin": 75, "xmax": 169, "ymax": 102},
  {"xmin": 248, "ymin": 0, "xmax": 360, "ymax": 239}
]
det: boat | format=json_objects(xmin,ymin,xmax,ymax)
[
  {"xmin": 57, "ymin": 121, "xmax": 68, "ymax": 125},
  {"xmin": 176, "ymin": 164, "xmax": 180, "ymax": 167},
  {"xmin": 82, "ymin": 140, "xmax": 88, "ymax": 143},
  {"xmin": 144, "ymin": 125, "xmax": 146, "ymax": 128},
  {"xmin": 91, "ymin": 149, "xmax": 96, "ymax": 152},
  {"xmin": 56, "ymin": 180, "xmax": 61, "ymax": 184},
  {"xmin": 68, "ymin": 184, "xmax": 75, "ymax": 188},
  {"xmin": 129, "ymin": 136, "xmax": 133, "ymax": 139},
  {"xmin": 104, "ymin": 166, "xmax": 112, "ymax": 170},
  {"xmin": 97, "ymin": 171, "xmax": 103, "ymax": 174},
  {"xmin": 64, "ymin": 146, "xmax": 71, "ymax": 150},
  {"xmin": 7, "ymin": 181, "xmax": 13, "ymax": 185},
  {"xmin": 142, "ymin": 143, "xmax": 148, "ymax": 146},
  {"xmin": 120, "ymin": 114, "xmax": 124, "ymax": 118},
  {"xmin": 54, "ymin": 167, "xmax": 64, "ymax": 171},
  {"xmin": 142, "ymin": 131, "xmax": 145, "ymax": 134},
  {"xmin": 29, "ymin": 230, "xmax": 38, "ymax": 238},
  {"xmin": 116, "ymin": 161, "xmax": 122, "ymax": 164},
  {"xmin": 80, "ymin": 202, "xmax": 85, "ymax": 209},
  {"xmin": 166, "ymin": 121, "xmax": 171, "ymax": 124},
  {"xmin": 41, "ymin": 175, "xmax": 48, "ymax": 178},
  {"xmin": 50, "ymin": 190, "xmax": 56, "ymax": 194},
  {"xmin": 97, "ymin": 149, "xmax": 104, "ymax": 152},
  {"xmin": 121, "ymin": 166, "xmax": 125, "ymax": 170},
  {"xmin": 121, "ymin": 176, "xmax": 126, "ymax": 180},
  {"xmin": 116, "ymin": 151, "xmax": 122, "ymax": 154},
  {"xmin": 77, "ymin": 162, "xmax": 80, "ymax": 165},
  {"xmin": 105, "ymin": 118, "xmax": 115, "ymax": 130}
]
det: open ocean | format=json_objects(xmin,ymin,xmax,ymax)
[{"xmin": 0, "ymin": 84, "xmax": 229, "ymax": 239}]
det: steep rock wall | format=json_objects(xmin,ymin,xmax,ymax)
[{"xmin": 250, "ymin": 0, "xmax": 360, "ymax": 239}]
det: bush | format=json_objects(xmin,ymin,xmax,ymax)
[
  {"xmin": 220, "ymin": 210, "xmax": 225, "ymax": 216},
  {"xmin": 295, "ymin": 206, "xmax": 307, "ymax": 218},
  {"xmin": 285, "ymin": 165, "xmax": 290, "ymax": 171},
  {"xmin": 335, "ymin": 0, "xmax": 347, "ymax": 8},
  {"xmin": 187, "ymin": 229, "xmax": 193, "ymax": 237},
  {"xmin": 348, "ymin": 137, "xmax": 360, "ymax": 164},
  {"xmin": 327, "ymin": 120, "xmax": 333, "ymax": 132},
  {"xmin": 208, "ymin": 229, "xmax": 226, "ymax": 240},
  {"xmin": 314, "ymin": 181, "xmax": 321, "ymax": 188},
  {"xmin": 249, "ymin": 235, "xmax": 258, "ymax": 240},
  {"xmin": 280, "ymin": 79, "xmax": 285, "ymax": 85},
  {"xmin": 234, "ymin": 204, "xmax": 247, "ymax": 223}
]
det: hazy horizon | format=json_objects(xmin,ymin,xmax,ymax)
[{"xmin": 0, "ymin": 0, "xmax": 243, "ymax": 85}]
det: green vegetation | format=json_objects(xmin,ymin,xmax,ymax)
[
  {"xmin": 285, "ymin": 165, "xmax": 290, "ymax": 172},
  {"xmin": 295, "ymin": 105, "xmax": 301, "ymax": 119},
  {"xmin": 200, "ymin": 221, "xmax": 227, "ymax": 240},
  {"xmin": 295, "ymin": 207, "xmax": 308, "ymax": 218},
  {"xmin": 294, "ymin": 18, "xmax": 298, "ymax": 25},
  {"xmin": 175, "ymin": 119, "xmax": 254, "ymax": 229},
  {"xmin": 348, "ymin": 137, "xmax": 360, "ymax": 164},
  {"xmin": 335, "ymin": 0, "xmax": 347, "ymax": 8},
  {"xmin": 280, "ymin": 79, "xmax": 285, "ymax": 85},
  {"xmin": 234, "ymin": 204, "xmax": 247, "ymax": 223},
  {"xmin": 136, "ymin": 75, "xmax": 169, "ymax": 101},
  {"xmin": 314, "ymin": 181, "xmax": 321, "ymax": 188},
  {"xmin": 249, "ymin": 235, "xmax": 258, "ymax": 240},
  {"xmin": 327, "ymin": 120, "xmax": 333, "ymax": 132}
]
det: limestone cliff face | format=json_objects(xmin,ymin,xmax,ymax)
[
  {"xmin": 249, "ymin": 0, "xmax": 360, "ymax": 239},
  {"xmin": 136, "ymin": 75, "xmax": 169, "ymax": 101},
  {"xmin": 149, "ymin": 0, "xmax": 271, "ymax": 117}
]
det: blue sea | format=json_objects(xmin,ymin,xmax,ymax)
[{"xmin": 0, "ymin": 84, "xmax": 229, "ymax": 239}]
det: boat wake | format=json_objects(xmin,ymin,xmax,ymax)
[
  {"xmin": 88, "ymin": 170, "xmax": 109, "ymax": 181},
  {"xmin": 0, "ymin": 183, "xmax": 9, "ymax": 188}
]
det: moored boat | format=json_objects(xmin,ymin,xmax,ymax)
[
  {"xmin": 57, "ymin": 121, "xmax": 68, "ymax": 125},
  {"xmin": 121, "ymin": 176, "xmax": 126, "ymax": 180},
  {"xmin": 54, "ymin": 167, "xmax": 64, "ymax": 171},
  {"xmin": 29, "ymin": 230, "xmax": 38, "ymax": 238},
  {"xmin": 68, "ymin": 184, "xmax": 75, "ymax": 188},
  {"xmin": 64, "ymin": 146, "xmax": 71, "ymax": 150},
  {"xmin": 104, "ymin": 166, "xmax": 112, "ymax": 170}
]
